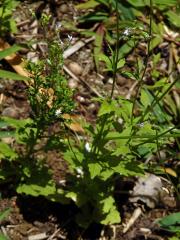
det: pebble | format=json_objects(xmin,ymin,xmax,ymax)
[
  {"xmin": 88, "ymin": 103, "xmax": 96, "ymax": 110},
  {"xmin": 68, "ymin": 62, "xmax": 83, "ymax": 76},
  {"xmin": 2, "ymin": 107, "xmax": 19, "ymax": 118},
  {"xmin": 68, "ymin": 78, "xmax": 78, "ymax": 89},
  {"xmin": 76, "ymin": 95, "xmax": 85, "ymax": 103},
  {"xmin": 59, "ymin": 4, "xmax": 68, "ymax": 13}
]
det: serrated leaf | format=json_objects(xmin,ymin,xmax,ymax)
[
  {"xmin": 113, "ymin": 145, "xmax": 130, "ymax": 156},
  {"xmin": 88, "ymin": 162, "xmax": 102, "ymax": 179},
  {"xmin": 0, "ymin": 142, "xmax": 17, "ymax": 160},
  {"xmin": 99, "ymin": 196, "xmax": 121, "ymax": 225},
  {"xmin": 98, "ymin": 100, "xmax": 116, "ymax": 116},
  {"xmin": 17, "ymin": 183, "xmax": 56, "ymax": 197}
]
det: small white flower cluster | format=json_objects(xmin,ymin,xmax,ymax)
[
  {"xmin": 85, "ymin": 142, "xmax": 91, "ymax": 152},
  {"xmin": 67, "ymin": 34, "xmax": 73, "ymax": 42},
  {"xmin": 55, "ymin": 21, "xmax": 73, "ymax": 44},
  {"xmin": 122, "ymin": 27, "xmax": 131, "ymax": 36},
  {"xmin": 55, "ymin": 108, "xmax": 62, "ymax": 117},
  {"xmin": 76, "ymin": 167, "xmax": 84, "ymax": 178},
  {"xmin": 55, "ymin": 21, "xmax": 62, "ymax": 31},
  {"xmin": 137, "ymin": 122, "xmax": 144, "ymax": 128}
]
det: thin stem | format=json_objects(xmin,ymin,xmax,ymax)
[
  {"xmin": 110, "ymin": 0, "xmax": 120, "ymax": 99},
  {"xmin": 130, "ymin": 0, "xmax": 153, "ymax": 124},
  {"xmin": 91, "ymin": 0, "xmax": 120, "ymax": 155}
]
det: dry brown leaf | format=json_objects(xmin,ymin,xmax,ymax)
[
  {"xmin": 63, "ymin": 114, "xmax": 84, "ymax": 133},
  {"xmin": 0, "ymin": 38, "xmax": 30, "ymax": 78}
]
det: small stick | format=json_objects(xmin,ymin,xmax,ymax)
[
  {"xmin": 47, "ymin": 228, "xmax": 66, "ymax": 240},
  {"xmin": 126, "ymin": 81, "xmax": 138, "ymax": 100},
  {"xmin": 28, "ymin": 233, "xmax": 47, "ymax": 240},
  {"xmin": 123, "ymin": 207, "xmax": 142, "ymax": 233},
  {"xmin": 63, "ymin": 36, "xmax": 95, "ymax": 59},
  {"xmin": 63, "ymin": 65, "xmax": 103, "ymax": 97}
]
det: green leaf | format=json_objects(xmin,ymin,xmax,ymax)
[
  {"xmin": 158, "ymin": 212, "xmax": 180, "ymax": 233},
  {"xmin": 154, "ymin": 0, "xmax": 177, "ymax": 6},
  {"xmin": 94, "ymin": 28, "xmax": 104, "ymax": 70},
  {"xmin": 118, "ymin": 40, "xmax": 136, "ymax": 58},
  {"xmin": 99, "ymin": 53, "xmax": 112, "ymax": 71},
  {"xmin": 1, "ymin": 117, "xmax": 32, "ymax": 129},
  {"xmin": 128, "ymin": 0, "xmax": 149, "ymax": 7},
  {"xmin": 150, "ymin": 36, "xmax": 163, "ymax": 51},
  {"xmin": 76, "ymin": 0, "xmax": 100, "ymax": 9},
  {"xmin": 99, "ymin": 196, "xmax": 121, "ymax": 225},
  {"xmin": 117, "ymin": 58, "xmax": 125, "ymax": 69},
  {"xmin": 0, "ymin": 142, "xmax": 17, "ymax": 160},
  {"xmin": 165, "ymin": 11, "xmax": 180, "ymax": 28},
  {"xmin": 0, "ymin": 130, "xmax": 15, "ymax": 138},
  {"xmin": 88, "ymin": 162, "xmax": 102, "ymax": 179},
  {"xmin": 0, "ymin": 208, "xmax": 11, "ymax": 222},
  {"xmin": 0, "ymin": 44, "xmax": 22, "ymax": 60},
  {"xmin": 140, "ymin": 89, "xmax": 152, "ymax": 108},
  {"xmin": 0, "ymin": 70, "xmax": 29, "ymax": 81},
  {"xmin": 113, "ymin": 145, "xmax": 130, "ymax": 156},
  {"xmin": 17, "ymin": 166, "xmax": 56, "ymax": 197},
  {"xmin": 0, "ymin": 234, "xmax": 9, "ymax": 240},
  {"xmin": 98, "ymin": 100, "xmax": 117, "ymax": 116},
  {"xmin": 17, "ymin": 182, "xmax": 56, "ymax": 197}
]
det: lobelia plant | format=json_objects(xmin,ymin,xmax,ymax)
[
  {"xmin": 0, "ymin": 2, "xmax": 179, "ymax": 230},
  {"xmin": 0, "ymin": 14, "xmax": 74, "ymax": 201},
  {"xmin": 62, "ymin": 0, "xmax": 180, "ymax": 227}
]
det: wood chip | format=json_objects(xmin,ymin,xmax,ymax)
[
  {"xmin": 123, "ymin": 207, "xmax": 142, "ymax": 233},
  {"xmin": 63, "ymin": 36, "xmax": 95, "ymax": 59},
  {"xmin": 28, "ymin": 233, "xmax": 47, "ymax": 240}
]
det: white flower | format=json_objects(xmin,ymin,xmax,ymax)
[
  {"xmin": 123, "ymin": 28, "xmax": 131, "ymax": 36},
  {"xmin": 67, "ymin": 34, "xmax": 73, "ymax": 42},
  {"xmin": 137, "ymin": 122, "xmax": 144, "ymax": 128},
  {"xmin": 85, "ymin": 142, "xmax": 91, "ymax": 152},
  {"xmin": 55, "ymin": 21, "xmax": 62, "ymax": 31},
  {"xmin": 76, "ymin": 167, "xmax": 84, "ymax": 178},
  {"xmin": 55, "ymin": 108, "xmax": 62, "ymax": 117}
]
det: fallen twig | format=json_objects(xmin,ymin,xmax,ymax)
[
  {"xmin": 63, "ymin": 36, "xmax": 95, "ymax": 59},
  {"xmin": 123, "ymin": 207, "xmax": 142, "ymax": 233},
  {"xmin": 63, "ymin": 65, "xmax": 103, "ymax": 97}
]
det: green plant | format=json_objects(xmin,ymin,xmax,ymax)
[
  {"xmin": 61, "ymin": 0, "xmax": 180, "ymax": 227},
  {"xmin": 72, "ymin": 0, "xmax": 180, "ymax": 71},
  {"xmin": 0, "ymin": 208, "xmax": 11, "ymax": 240},
  {"xmin": 0, "ymin": 0, "xmax": 18, "ymax": 36},
  {"xmin": 0, "ymin": 2, "xmax": 179, "ymax": 231},
  {"xmin": 158, "ymin": 212, "xmax": 180, "ymax": 238},
  {"xmin": 0, "ymin": 14, "xmax": 74, "ymax": 201}
]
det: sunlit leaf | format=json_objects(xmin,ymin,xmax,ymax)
[
  {"xmin": 0, "ymin": 44, "xmax": 22, "ymax": 60},
  {"xmin": 0, "ymin": 70, "xmax": 29, "ymax": 81}
]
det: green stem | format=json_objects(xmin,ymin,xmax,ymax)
[
  {"xmin": 130, "ymin": 0, "xmax": 153, "ymax": 124},
  {"xmin": 110, "ymin": 0, "xmax": 120, "ymax": 100}
]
